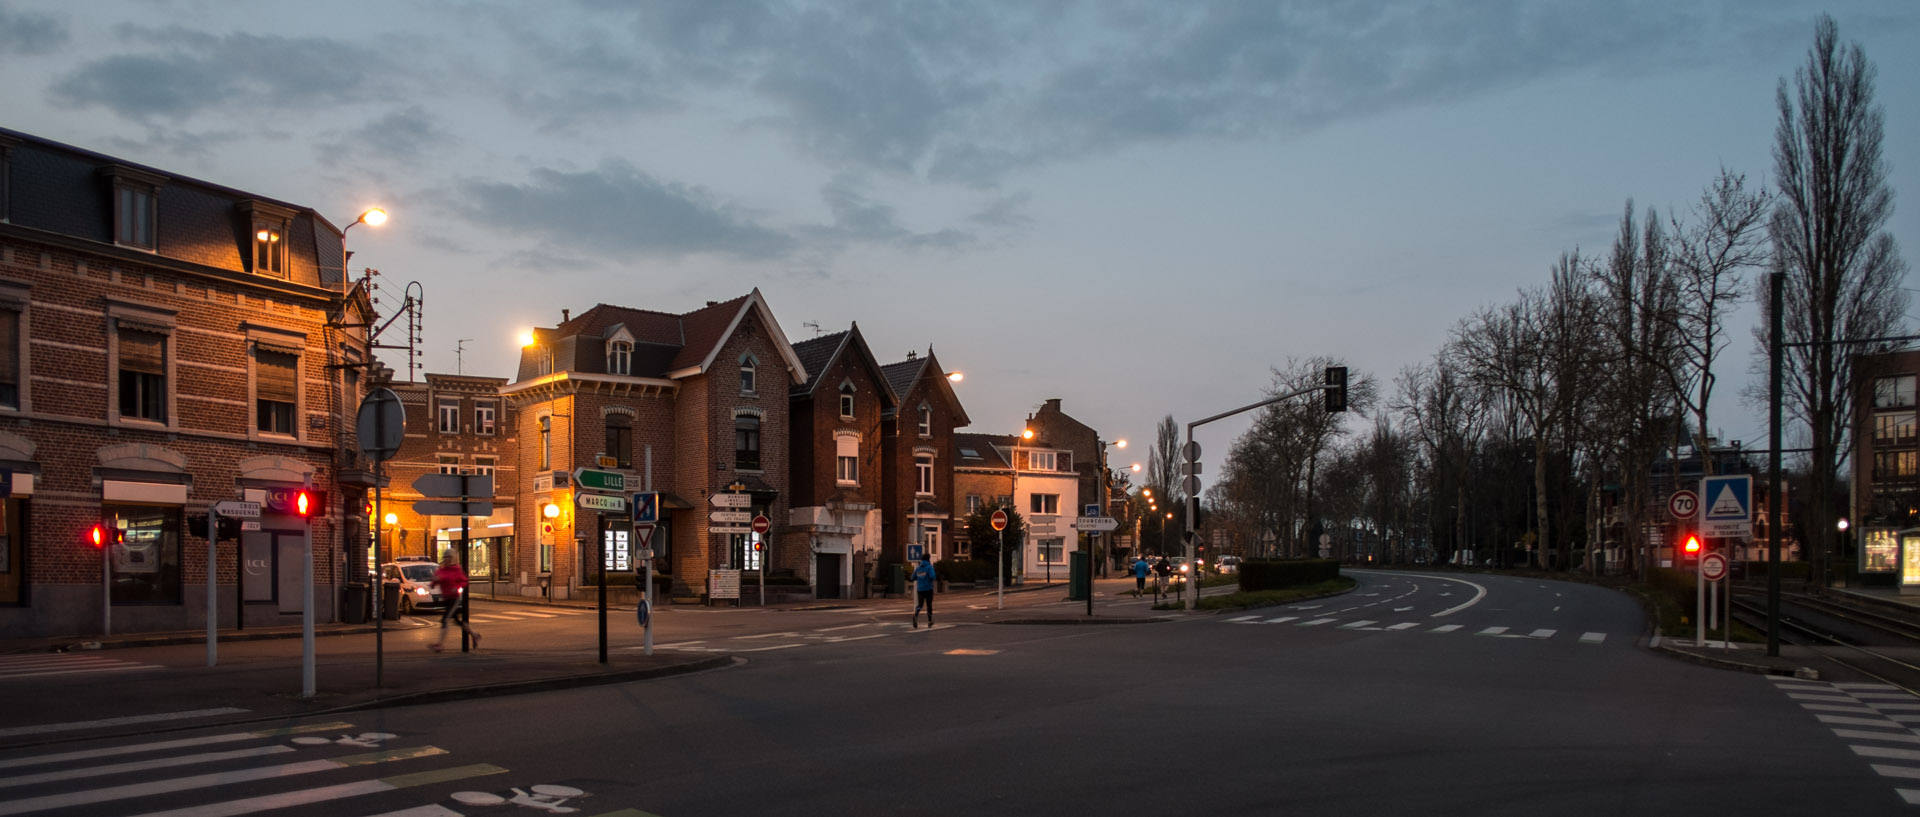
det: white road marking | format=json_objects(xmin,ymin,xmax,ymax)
[
  {"xmin": 1838, "ymin": 683, "xmax": 1900, "ymax": 690},
  {"xmin": 1856, "ymin": 745, "xmax": 1920, "ymax": 762},
  {"xmin": 128, "ymin": 763, "xmax": 504, "ymax": 817},
  {"xmin": 0, "ymin": 708, "xmax": 249, "ymax": 739},
  {"xmin": 1527, "ymin": 629, "xmax": 1556, "ymax": 639},
  {"xmin": 734, "ymin": 632, "xmax": 802, "ymax": 640},
  {"xmin": 1263, "ymin": 617, "xmax": 1299, "ymax": 624},
  {"xmin": 1290, "ymin": 605, "xmax": 1322, "ymax": 610},
  {"xmin": 0, "ymin": 746, "xmax": 448, "ymax": 816},
  {"xmin": 1339, "ymin": 621, "xmax": 1377, "ymax": 629},
  {"xmin": 1874, "ymin": 703, "xmax": 1920, "ymax": 711},
  {"xmin": 736, "ymin": 644, "xmax": 806, "ymax": 652},
  {"xmin": 1226, "ymin": 615, "xmax": 1262, "ymax": 622},
  {"xmin": 1431, "ymin": 625, "xmax": 1463, "ymax": 633},
  {"xmin": 0, "ymin": 745, "xmax": 296, "ymax": 789},
  {"xmin": 1579, "ymin": 632, "xmax": 1606, "ymax": 644},
  {"xmin": 1347, "ymin": 571, "xmax": 1488, "ymax": 617},
  {"xmin": 1803, "ymin": 704, "xmax": 1882, "ymax": 714},
  {"xmin": 1819, "ymin": 714, "xmax": 1907, "ymax": 727},
  {"xmin": 1855, "ymin": 692, "xmax": 1917, "ymax": 700},
  {"xmin": 1299, "ymin": 619, "xmax": 1337, "ymax": 627},
  {"xmin": 1875, "ymin": 765, "xmax": 1920, "ymax": 779},
  {"xmin": 1387, "ymin": 623, "xmax": 1420, "ymax": 631},
  {"xmin": 0, "ymin": 723, "xmax": 352, "ymax": 772},
  {"xmin": 1790, "ymin": 694, "xmax": 1862, "ymax": 703},
  {"xmin": 1837, "ymin": 729, "xmax": 1920, "ymax": 745},
  {"xmin": 1393, "ymin": 607, "xmax": 1413, "ymax": 612},
  {"xmin": 1476, "ymin": 627, "xmax": 1508, "ymax": 636},
  {"xmin": 815, "ymin": 623, "xmax": 872, "ymax": 632},
  {"xmin": 362, "ymin": 806, "xmax": 466, "ymax": 817},
  {"xmin": 1901, "ymin": 789, "xmax": 1920, "ymax": 805}
]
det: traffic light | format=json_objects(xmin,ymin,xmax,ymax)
[
  {"xmin": 295, "ymin": 490, "xmax": 326, "ymax": 522},
  {"xmin": 89, "ymin": 524, "xmax": 105, "ymax": 549},
  {"xmin": 1681, "ymin": 532, "xmax": 1702, "ymax": 558},
  {"xmin": 1188, "ymin": 495, "xmax": 1204, "ymax": 529},
  {"xmin": 88, "ymin": 524, "xmax": 124, "ymax": 549},
  {"xmin": 1325, "ymin": 366, "xmax": 1348, "ymax": 413}
]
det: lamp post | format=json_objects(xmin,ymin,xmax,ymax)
[{"xmin": 1000, "ymin": 427, "xmax": 1033, "ymax": 609}]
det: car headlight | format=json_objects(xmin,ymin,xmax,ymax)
[
  {"xmin": 414, "ymin": 587, "xmax": 429, "ymax": 596},
  {"xmin": 1179, "ymin": 565, "xmax": 1190, "ymax": 573}
]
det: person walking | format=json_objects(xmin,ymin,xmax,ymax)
[
  {"xmin": 911, "ymin": 556, "xmax": 938, "ymax": 628},
  {"xmin": 1132, "ymin": 555, "xmax": 1151, "ymax": 597},
  {"xmin": 1153, "ymin": 556, "xmax": 1172, "ymax": 600},
  {"xmin": 428, "ymin": 554, "xmax": 479, "ymax": 652}
]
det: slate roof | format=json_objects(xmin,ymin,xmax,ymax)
[
  {"xmin": 790, "ymin": 330, "xmax": 850, "ymax": 395},
  {"xmin": 881, "ymin": 358, "xmax": 927, "ymax": 400},
  {"xmin": 954, "ymin": 432, "xmax": 1014, "ymax": 470},
  {"xmin": 513, "ymin": 291, "xmax": 800, "ymax": 384}
]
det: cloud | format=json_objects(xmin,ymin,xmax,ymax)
[
  {"xmin": 47, "ymin": 24, "xmax": 393, "ymax": 120},
  {"xmin": 811, "ymin": 174, "xmax": 971, "ymax": 249},
  {"xmin": 0, "ymin": 6, "xmax": 67, "ymax": 57},
  {"xmin": 317, "ymin": 106, "xmax": 456, "ymax": 168},
  {"xmin": 452, "ymin": 159, "xmax": 795, "ymax": 260}
]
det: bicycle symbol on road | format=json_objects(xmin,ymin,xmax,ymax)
[{"xmin": 452, "ymin": 784, "xmax": 590, "ymax": 813}]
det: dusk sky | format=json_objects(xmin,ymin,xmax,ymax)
[{"xmin": 2, "ymin": 1, "xmax": 1914, "ymax": 463}]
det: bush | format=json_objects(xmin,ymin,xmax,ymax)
[
  {"xmin": 936, "ymin": 559, "xmax": 995, "ymax": 583},
  {"xmin": 1238, "ymin": 559, "xmax": 1342, "ymax": 592},
  {"xmin": 1196, "ymin": 578, "xmax": 1357, "ymax": 610}
]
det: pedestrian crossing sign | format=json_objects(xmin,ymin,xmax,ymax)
[{"xmin": 1699, "ymin": 475, "xmax": 1752, "ymax": 538}]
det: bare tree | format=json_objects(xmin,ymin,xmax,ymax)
[
  {"xmin": 1394, "ymin": 352, "xmax": 1488, "ymax": 566},
  {"xmin": 1765, "ymin": 15, "xmax": 1909, "ymax": 585},
  {"xmin": 1668, "ymin": 169, "xmax": 1771, "ymax": 475}
]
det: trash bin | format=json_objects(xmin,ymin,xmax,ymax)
[
  {"xmin": 381, "ymin": 582, "xmax": 403, "ymax": 620},
  {"xmin": 1067, "ymin": 551, "xmax": 1090, "ymax": 601},
  {"xmin": 341, "ymin": 583, "xmax": 370, "ymax": 624},
  {"xmin": 886, "ymin": 564, "xmax": 905, "ymax": 598}
]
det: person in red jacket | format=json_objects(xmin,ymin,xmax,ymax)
[{"xmin": 428, "ymin": 554, "xmax": 479, "ymax": 652}]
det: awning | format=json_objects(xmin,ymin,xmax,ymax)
[{"xmin": 660, "ymin": 492, "xmax": 695, "ymax": 510}]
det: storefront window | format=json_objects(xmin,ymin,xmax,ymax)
[
  {"xmin": 107, "ymin": 504, "xmax": 181, "ymax": 603},
  {"xmin": 1904, "ymin": 532, "xmax": 1920, "ymax": 588},
  {"xmin": 1864, "ymin": 528, "xmax": 1899, "ymax": 573},
  {"xmin": 603, "ymin": 528, "xmax": 631, "ymax": 573}
]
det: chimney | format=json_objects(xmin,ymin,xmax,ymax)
[
  {"xmin": 906, "ymin": 350, "xmax": 918, "ymax": 360},
  {"xmin": 561, "ymin": 309, "xmax": 570, "ymax": 323},
  {"xmin": 1044, "ymin": 398, "xmax": 1062, "ymax": 412},
  {"xmin": 707, "ymin": 300, "xmax": 718, "ymax": 307}
]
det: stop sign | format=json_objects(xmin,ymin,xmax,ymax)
[
  {"xmin": 990, "ymin": 509, "xmax": 1008, "ymax": 531},
  {"xmin": 751, "ymin": 515, "xmax": 771, "ymax": 535}
]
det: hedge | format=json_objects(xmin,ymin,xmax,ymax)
[
  {"xmin": 937, "ymin": 559, "xmax": 996, "ymax": 583},
  {"xmin": 1238, "ymin": 558, "xmax": 1342, "ymax": 591}
]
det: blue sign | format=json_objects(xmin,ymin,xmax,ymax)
[
  {"xmin": 1085, "ymin": 504, "xmax": 1101, "ymax": 518},
  {"xmin": 1700, "ymin": 475, "xmax": 1753, "ymax": 538},
  {"xmin": 631, "ymin": 491, "xmax": 660, "ymax": 524},
  {"xmin": 907, "ymin": 544, "xmax": 925, "ymax": 561}
]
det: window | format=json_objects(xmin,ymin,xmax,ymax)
[
  {"xmin": 997, "ymin": 495, "xmax": 1012, "ymax": 508},
  {"xmin": 1028, "ymin": 450, "xmax": 1056, "ymax": 472},
  {"xmin": 106, "ymin": 505, "xmax": 181, "ymax": 603},
  {"xmin": 606, "ymin": 414, "xmax": 632, "ymax": 468},
  {"xmin": 1876, "ymin": 450, "xmax": 1917, "ymax": 480},
  {"xmin": 0, "ymin": 308, "xmax": 18, "ymax": 410},
  {"xmin": 917, "ymin": 405, "xmax": 932, "ymax": 436},
  {"xmin": 1037, "ymin": 538, "xmax": 1064, "ymax": 564},
  {"xmin": 740, "ymin": 356, "xmax": 757, "ymax": 394},
  {"xmin": 609, "ymin": 340, "xmax": 632, "ymax": 376},
  {"xmin": 254, "ymin": 349, "xmax": 297, "ymax": 435},
  {"xmin": 920, "ymin": 524, "xmax": 940, "ymax": 560},
  {"xmin": 966, "ymin": 495, "xmax": 982, "ymax": 514},
  {"xmin": 473, "ymin": 456, "xmax": 496, "ymax": 478},
  {"xmin": 916, "ymin": 454, "xmax": 934, "ymax": 495},
  {"xmin": 835, "ymin": 435, "xmax": 859, "ymax": 485},
  {"xmin": 1877, "ymin": 412, "xmax": 1917, "ymax": 447},
  {"xmin": 437, "ymin": 400, "xmax": 460, "ymax": 434},
  {"xmin": 1029, "ymin": 493, "xmax": 1059, "ymax": 515},
  {"xmin": 118, "ymin": 328, "xmax": 167, "ymax": 423},
  {"xmin": 1876, "ymin": 376, "xmax": 1917, "ymax": 409},
  {"xmin": 439, "ymin": 455, "xmax": 462, "ymax": 475},
  {"xmin": 735, "ymin": 414, "xmax": 761, "ymax": 470},
  {"xmin": 538, "ymin": 416, "xmax": 551, "ymax": 470},
  {"xmin": 840, "ymin": 384, "xmax": 854, "ymax": 418},
  {"xmin": 252, "ymin": 223, "xmax": 286, "ymax": 276},
  {"xmin": 536, "ymin": 347, "xmax": 553, "ymax": 376},
  {"xmin": 474, "ymin": 402, "xmax": 497, "ymax": 436},
  {"xmin": 115, "ymin": 185, "xmax": 156, "ymax": 249}
]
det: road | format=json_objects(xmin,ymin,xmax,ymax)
[{"xmin": 4, "ymin": 570, "xmax": 1916, "ymax": 815}]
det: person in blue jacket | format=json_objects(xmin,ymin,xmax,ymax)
[
  {"xmin": 1132, "ymin": 555, "xmax": 1151, "ymax": 596},
  {"xmin": 912, "ymin": 557, "xmax": 938, "ymax": 628}
]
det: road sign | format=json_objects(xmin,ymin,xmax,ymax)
[
  {"xmin": 413, "ymin": 499, "xmax": 496, "ymax": 516},
  {"xmin": 709, "ymin": 511, "xmax": 752, "ymax": 524},
  {"xmin": 1181, "ymin": 441, "xmax": 1202, "ymax": 461},
  {"xmin": 596, "ymin": 455, "xmax": 619, "ymax": 468},
  {"xmin": 576, "ymin": 493, "xmax": 627, "ymax": 512},
  {"xmin": 635, "ymin": 524, "xmax": 656, "ymax": 550},
  {"xmin": 1074, "ymin": 516, "xmax": 1120, "ymax": 532},
  {"xmin": 1701, "ymin": 552, "xmax": 1730, "ymax": 582},
  {"xmin": 573, "ymin": 468, "xmax": 626, "ymax": 493},
  {"xmin": 1085, "ymin": 504, "xmax": 1101, "ymax": 517},
  {"xmin": 907, "ymin": 544, "xmax": 925, "ymax": 561},
  {"xmin": 212, "ymin": 500, "xmax": 261, "ymax": 518},
  {"xmin": 709, "ymin": 492, "xmax": 751, "ymax": 508},
  {"xmin": 632, "ymin": 492, "xmax": 660, "ymax": 524},
  {"xmin": 413, "ymin": 473, "xmax": 493, "ymax": 498},
  {"xmin": 751, "ymin": 515, "xmax": 771, "ymax": 535},
  {"xmin": 709, "ymin": 569, "xmax": 741, "ymax": 599},
  {"xmin": 240, "ymin": 520, "xmax": 262, "ymax": 532},
  {"xmin": 1181, "ymin": 475, "xmax": 1202, "ymax": 495},
  {"xmin": 1700, "ymin": 475, "xmax": 1752, "ymax": 538},
  {"xmin": 355, "ymin": 388, "xmax": 405, "ymax": 462},
  {"xmin": 710, "ymin": 525, "xmax": 751, "ymax": 535},
  {"xmin": 1668, "ymin": 490, "xmax": 1699, "ymax": 520},
  {"xmin": 990, "ymin": 509, "xmax": 1008, "ymax": 531}
]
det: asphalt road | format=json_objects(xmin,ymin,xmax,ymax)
[{"xmin": 5, "ymin": 571, "xmax": 1915, "ymax": 816}]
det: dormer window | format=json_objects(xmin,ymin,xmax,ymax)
[
  {"xmin": 103, "ymin": 165, "xmax": 165, "ymax": 251},
  {"xmin": 609, "ymin": 340, "xmax": 632, "ymax": 376},
  {"xmin": 740, "ymin": 355, "xmax": 757, "ymax": 394},
  {"xmin": 917, "ymin": 404, "xmax": 932, "ymax": 436},
  {"xmin": 839, "ymin": 383, "xmax": 855, "ymax": 418},
  {"xmin": 242, "ymin": 201, "xmax": 296, "ymax": 277}
]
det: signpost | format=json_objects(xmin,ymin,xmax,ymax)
[
  {"xmin": 212, "ymin": 501, "xmax": 260, "ymax": 518},
  {"xmin": 354, "ymin": 388, "xmax": 406, "ymax": 686},
  {"xmin": 635, "ymin": 523, "xmax": 655, "ymax": 655},
  {"xmin": 576, "ymin": 494, "xmax": 626, "ymax": 512},
  {"xmin": 1667, "ymin": 489, "xmax": 1698, "ymax": 520},
  {"xmin": 991, "ymin": 509, "xmax": 1009, "ymax": 610},
  {"xmin": 573, "ymin": 468, "xmax": 626, "ymax": 493},
  {"xmin": 708, "ymin": 492, "xmax": 752, "ymax": 508},
  {"xmin": 709, "ymin": 511, "xmax": 752, "ymax": 524},
  {"xmin": 1700, "ymin": 475, "xmax": 1752, "ymax": 538}
]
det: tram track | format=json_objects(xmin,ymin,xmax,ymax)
[{"xmin": 1730, "ymin": 589, "xmax": 1920, "ymax": 694}]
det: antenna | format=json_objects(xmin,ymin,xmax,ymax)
[
  {"xmin": 454, "ymin": 339, "xmax": 475, "ymax": 375},
  {"xmin": 804, "ymin": 321, "xmax": 821, "ymax": 336}
]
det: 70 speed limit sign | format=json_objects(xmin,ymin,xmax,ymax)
[{"xmin": 1668, "ymin": 489, "xmax": 1699, "ymax": 520}]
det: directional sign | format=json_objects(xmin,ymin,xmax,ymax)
[
  {"xmin": 1700, "ymin": 475, "xmax": 1752, "ymax": 538},
  {"xmin": 751, "ymin": 515, "xmax": 771, "ymax": 535},
  {"xmin": 709, "ymin": 511, "xmax": 752, "ymax": 524},
  {"xmin": 709, "ymin": 492, "xmax": 752, "ymax": 508},
  {"xmin": 576, "ymin": 493, "xmax": 627, "ymax": 512},
  {"xmin": 573, "ymin": 468, "xmax": 626, "ymax": 493},
  {"xmin": 990, "ymin": 509, "xmax": 1008, "ymax": 531},
  {"xmin": 1073, "ymin": 516, "xmax": 1120, "ymax": 532},
  {"xmin": 710, "ymin": 525, "xmax": 751, "ymax": 535},
  {"xmin": 414, "ymin": 499, "xmax": 496, "ymax": 517},
  {"xmin": 1667, "ymin": 489, "xmax": 1698, "ymax": 520},
  {"xmin": 212, "ymin": 500, "xmax": 261, "ymax": 519},
  {"xmin": 1701, "ymin": 552, "xmax": 1730, "ymax": 582},
  {"xmin": 413, "ymin": 473, "xmax": 493, "ymax": 499}
]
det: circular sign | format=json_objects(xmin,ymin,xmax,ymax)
[
  {"xmin": 1701, "ymin": 552, "xmax": 1729, "ymax": 582},
  {"xmin": 751, "ymin": 515, "xmax": 771, "ymax": 535},
  {"xmin": 990, "ymin": 509, "xmax": 1008, "ymax": 531},
  {"xmin": 1668, "ymin": 490, "xmax": 1699, "ymax": 520},
  {"xmin": 355, "ymin": 388, "xmax": 405, "ymax": 462}
]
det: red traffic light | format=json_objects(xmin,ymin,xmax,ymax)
[
  {"xmin": 89, "ymin": 525, "xmax": 104, "ymax": 549},
  {"xmin": 296, "ymin": 491, "xmax": 312, "ymax": 517},
  {"xmin": 88, "ymin": 525, "xmax": 124, "ymax": 548},
  {"xmin": 1683, "ymin": 534, "xmax": 1702, "ymax": 555}
]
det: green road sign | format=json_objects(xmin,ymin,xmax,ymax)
[{"xmin": 573, "ymin": 468, "xmax": 626, "ymax": 492}]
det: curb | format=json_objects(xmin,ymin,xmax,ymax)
[
  {"xmin": 314, "ymin": 654, "xmax": 738, "ymax": 714},
  {"xmin": 1654, "ymin": 641, "xmax": 1819, "ymax": 680},
  {"xmin": 991, "ymin": 617, "xmax": 1174, "ymax": 626}
]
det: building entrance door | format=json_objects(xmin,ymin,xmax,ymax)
[{"xmin": 815, "ymin": 552, "xmax": 842, "ymax": 599}]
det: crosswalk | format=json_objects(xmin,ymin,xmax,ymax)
[
  {"xmin": 1218, "ymin": 613, "xmax": 1608, "ymax": 643},
  {"xmin": 461, "ymin": 606, "xmax": 593, "ymax": 624},
  {"xmin": 644, "ymin": 621, "xmax": 953, "ymax": 654},
  {"xmin": 1769, "ymin": 676, "xmax": 1920, "ymax": 806},
  {"xmin": 0, "ymin": 719, "xmax": 651, "ymax": 817},
  {"xmin": 0, "ymin": 653, "xmax": 162, "ymax": 683}
]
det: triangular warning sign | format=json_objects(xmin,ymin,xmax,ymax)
[
  {"xmin": 634, "ymin": 524, "xmax": 656, "ymax": 549},
  {"xmin": 1707, "ymin": 485, "xmax": 1745, "ymax": 517}
]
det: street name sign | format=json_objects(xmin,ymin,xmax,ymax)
[
  {"xmin": 414, "ymin": 499, "xmax": 496, "ymax": 517},
  {"xmin": 573, "ymin": 468, "xmax": 626, "ymax": 493},
  {"xmin": 1700, "ymin": 475, "xmax": 1752, "ymax": 538},
  {"xmin": 709, "ymin": 511, "xmax": 752, "ymax": 524},
  {"xmin": 212, "ymin": 500, "xmax": 261, "ymax": 518},
  {"xmin": 710, "ymin": 525, "xmax": 751, "ymax": 535},
  {"xmin": 576, "ymin": 493, "xmax": 627, "ymax": 512},
  {"xmin": 1073, "ymin": 516, "xmax": 1120, "ymax": 532},
  {"xmin": 709, "ymin": 492, "xmax": 751, "ymax": 508}
]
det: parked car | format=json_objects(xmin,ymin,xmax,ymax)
[
  {"xmin": 1217, "ymin": 556, "xmax": 1242, "ymax": 573},
  {"xmin": 380, "ymin": 556, "xmax": 453, "ymax": 614}
]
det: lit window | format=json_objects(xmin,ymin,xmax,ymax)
[
  {"xmin": 252, "ymin": 222, "xmax": 287, "ymax": 276},
  {"xmin": 474, "ymin": 456, "xmax": 496, "ymax": 478},
  {"xmin": 1876, "ymin": 450, "xmax": 1917, "ymax": 479},
  {"xmin": 254, "ymin": 348, "xmax": 297, "ymax": 435},
  {"xmin": 1876, "ymin": 412, "xmax": 1916, "ymax": 446}
]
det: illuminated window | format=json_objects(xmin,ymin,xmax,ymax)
[{"xmin": 1876, "ymin": 411, "xmax": 1916, "ymax": 446}]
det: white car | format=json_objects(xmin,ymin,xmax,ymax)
[{"xmin": 379, "ymin": 557, "xmax": 454, "ymax": 614}]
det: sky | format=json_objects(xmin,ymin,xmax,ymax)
[{"xmin": 2, "ymin": 0, "xmax": 1915, "ymax": 467}]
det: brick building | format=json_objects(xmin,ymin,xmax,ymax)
[
  {"xmin": 1850, "ymin": 349, "xmax": 1920, "ymax": 580},
  {"xmin": 1023, "ymin": 398, "xmax": 1123, "ymax": 571},
  {"xmin": 0, "ymin": 129, "xmax": 375, "ymax": 638},
  {"xmin": 368, "ymin": 372, "xmax": 515, "ymax": 591},
  {"xmin": 879, "ymin": 349, "xmax": 969, "ymax": 567},
  {"xmin": 785, "ymin": 324, "xmax": 894, "ymax": 598},
  {"xmin": 501, "ymin": 291, "xmax": 803, "ymax": 603},
  {"xmin": 952, "ymin": 432, "xmax": 1016, "ymax": 558}
]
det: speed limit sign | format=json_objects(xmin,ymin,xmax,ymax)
[{"xmin": 1668, "ymin": 490, "xmax": 1699, "ymax": 520}]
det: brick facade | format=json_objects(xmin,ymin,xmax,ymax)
[
  {"xmin": 785, "ymin": 325, "xmax": 893, "ymax": 598},
  {"xmin": 878, "ymin": 350, "xmax": 970, "ymax": 567}
]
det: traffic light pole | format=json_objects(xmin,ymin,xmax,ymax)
[
  {"xmin": 207, "ymin": 507, "xmax": 219, "ymax": 667},
  {"xmin": 1182, "ymin": 383, "xmax": 1331, "ymax": 609},
  {"xmin": 302, "ymin": 488, "xmax": 316, "ymax": 700}
]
